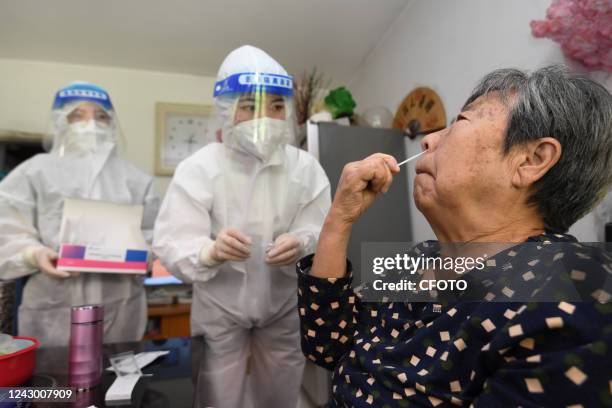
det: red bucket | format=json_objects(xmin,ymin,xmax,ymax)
[{"xmin": 0, "ymin": 336, "xmax": 41, "ymax": 387}]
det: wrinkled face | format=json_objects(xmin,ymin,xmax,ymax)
[
  {"xmin": 414, "ymin": 93, "xmax": 513, "ymax": 221},
  {"xmin": 233, "ymin": 93, "xmax": 286, "ymax": 125},
  {"xmin": 66, "ymin": 102, "xmax": 111, "ymax": 125}
]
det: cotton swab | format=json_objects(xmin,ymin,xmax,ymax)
[{"xmin": 397, "ymin": 151, "xmax": 426, "ymax": 167}]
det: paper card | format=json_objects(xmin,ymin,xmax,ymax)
[
  {"xmin": 105, "ymin": 374, "xmax": 140, "ymax": 402},
  {"xmin": 106, "ymin": 351, "xmax": 170, "ymax": 373}
]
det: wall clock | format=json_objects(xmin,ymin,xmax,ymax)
[
  {"xmin": 393, "ymin": 87, "xmax": 446, "ymax": 139},
  {"xmin": 155, "ymin": 102, "xmax": 213, "ymax": 176}
]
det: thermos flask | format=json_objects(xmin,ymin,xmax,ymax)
[{"xmin": 69, "ymin": 304, "xmax": 104, "ymax": 390}]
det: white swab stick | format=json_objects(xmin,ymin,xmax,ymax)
[{"xmin": 397, "ymin": 151, "xmax": 426, "ymax": 167}]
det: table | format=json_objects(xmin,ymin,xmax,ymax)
[
  {"xmin": 31, "ymin": 337, "xmax": 193, "ymax": 408},
  {"xmin": 144, "ymin": 304, "xmax": 191, "ymax": 340}
]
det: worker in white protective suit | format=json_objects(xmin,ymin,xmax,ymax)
[
  {"xmin": 153, "ymin": 45, "xmax": 331, "ymax": 408},
  {"xmin": 0, "ymin": 82, "xmax": 159, "ymax": 347}
]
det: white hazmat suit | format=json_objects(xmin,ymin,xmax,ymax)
[
  {"xmin": 153, "ymin": 46, "xmax": 331, "ymax": 408},
  {"xmin": 0, "ymin": 82, "xmax": 159, "ymax": 347}
]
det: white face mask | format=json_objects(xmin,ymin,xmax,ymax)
[
  {"xmin": 62, "ymin": 120, "xmax": 113, "ymax": 155},
  {"xmin": 228, "ymin": 117, "xmax": 292, "ymax": 161}
]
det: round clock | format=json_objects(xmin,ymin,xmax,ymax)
[
  {"xmin": 393, "ymin": 87, "xmax": 447, "ymax": 139},
  {"xmin": 155, "ymin": 103, "xmax": 213, "ymax": 176}
]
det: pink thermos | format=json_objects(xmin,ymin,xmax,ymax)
[{"xmin": 69, "ymin": 304, "xmax": 104, "ymax": 390}]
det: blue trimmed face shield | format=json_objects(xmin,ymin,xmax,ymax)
[
  {"xmin": 52, "ymin": 82, "xmax": 114, "ymax": 112},
  {"xmin": 46, "ymin": 82, "xmax": 123, "ymax": 158},
  {"xmin": 211, "ymin": 46, "xmax": 298, "ymax": 161},
  {"xmin": 213, "ymin": 72, "xmax": 293, "ymax": 98}
]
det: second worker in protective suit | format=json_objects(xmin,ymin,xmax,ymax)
[
  {"xmin": 0, "ymin": 82, "xmax": 160, "ymax": 347},
  {"xmin": 153, "ymin": 46, "xmax": 331, "ymax": 408}
]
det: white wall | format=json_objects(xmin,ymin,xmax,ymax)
[
  {"xmin": 350, "ymin": 0, "xmax": 612, "ymax": 242},
  {"xmin": 0, "ymin": 58, "xmax": 216, "ymax": 195}
]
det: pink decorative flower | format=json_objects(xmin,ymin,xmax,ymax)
[{"xmin": 531, "ymin": 0, "xmax": 612, "ymax": 71}]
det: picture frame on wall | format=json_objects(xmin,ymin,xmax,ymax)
[{"xmin": 154, "ymin": 102, "xmax": 214, "ymax": 176}]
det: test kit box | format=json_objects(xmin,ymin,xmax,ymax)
[
  {"xmin": 57, "ymin": 244, "xmax": 148, "ymax": 274},
  {"xmin": 57, "ymin": 198, "xmax": 149, "ymax": 274}
]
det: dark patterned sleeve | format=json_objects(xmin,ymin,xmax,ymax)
[
  {"xmin": 297, "ymin": 254, "xmax": 359, "ymax": 371},
  {"xmin": 473, "ymin": 301, "xmax": 612, "ymax": 407}
]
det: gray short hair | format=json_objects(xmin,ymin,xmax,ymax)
[{"xmin": 464, "ymin": 65, "xmax": 612, "ymax": 233}]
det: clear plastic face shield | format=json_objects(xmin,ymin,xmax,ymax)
[
  {"xmin": 44, "ymin": 82, "xmax": 124, "ymax": 158},
  {"xmin": 213, "ymin": 72, "xmax": 297, "ymax": 162}
]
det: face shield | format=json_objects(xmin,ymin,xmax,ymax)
[
  {"xmin": 44, "ymin": 82, "xmax": 124, "ymax": 158},
  {"xmin": 212, "ymin": 47, "xmax": 297, "ymax": 162}
]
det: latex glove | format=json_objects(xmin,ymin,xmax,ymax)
[
  {"xmin": 266, "ymin": 233, "xmax": 302, "ymax": 266},
  {"xmin": 202, "ymin": 228, "xmax": 252, "ymax": 264},
  {"xmin": 23, "ymin": 246, "xmax": 79, "ymax": 279}
]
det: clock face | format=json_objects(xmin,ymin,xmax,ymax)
[
  {"xmin": 393, "ymin": 87, "xmax": 446, "ymax": 139},
  {"xmin": 155, "ymin": 103, "xmax": 213, "ymax": 176},
  {"xmin": 162, "ymin": 114, "xmax": 210, "ymax": 167}
]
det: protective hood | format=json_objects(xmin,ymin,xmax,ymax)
[{"xmin": 211, "ymin": 45, "xmax": 296, "ymax": 162}]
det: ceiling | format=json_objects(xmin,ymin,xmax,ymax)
[{"xmin": 0, "ymin": 0, "xmax": 410, "ymax": 82}]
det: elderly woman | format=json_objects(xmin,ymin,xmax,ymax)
[{"xmin": 298, "ymin": 65, "xmax": 612, "ymax": 407}]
